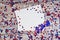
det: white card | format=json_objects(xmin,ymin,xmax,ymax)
[{"xmin": 15, "ymin": 5, "xmax": 44, "ymax": 31}]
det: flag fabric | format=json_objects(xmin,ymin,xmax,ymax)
[
  {"xmin": 35, "ymin": 20, "xmax": 50, "ymax": 33},
  {"xmin": 40, "ymin": 24, "xmax": 45, "ymax": 31},
  {"xmin": 35, "ymin": 24, "xmax": 45, "ymax": 33},
  {"xmin": 45, "ymin": 20, "xmax": 50, "ymax": 26}
]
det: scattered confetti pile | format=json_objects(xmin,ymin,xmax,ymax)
[{"xmin": 0, "ymin": 0, "xmax": 60, "ymax": 40}]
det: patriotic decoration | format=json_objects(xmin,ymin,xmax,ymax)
[{"xmin": 0, "ymin": 0, "xmax": 60, "ymax": 40}]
